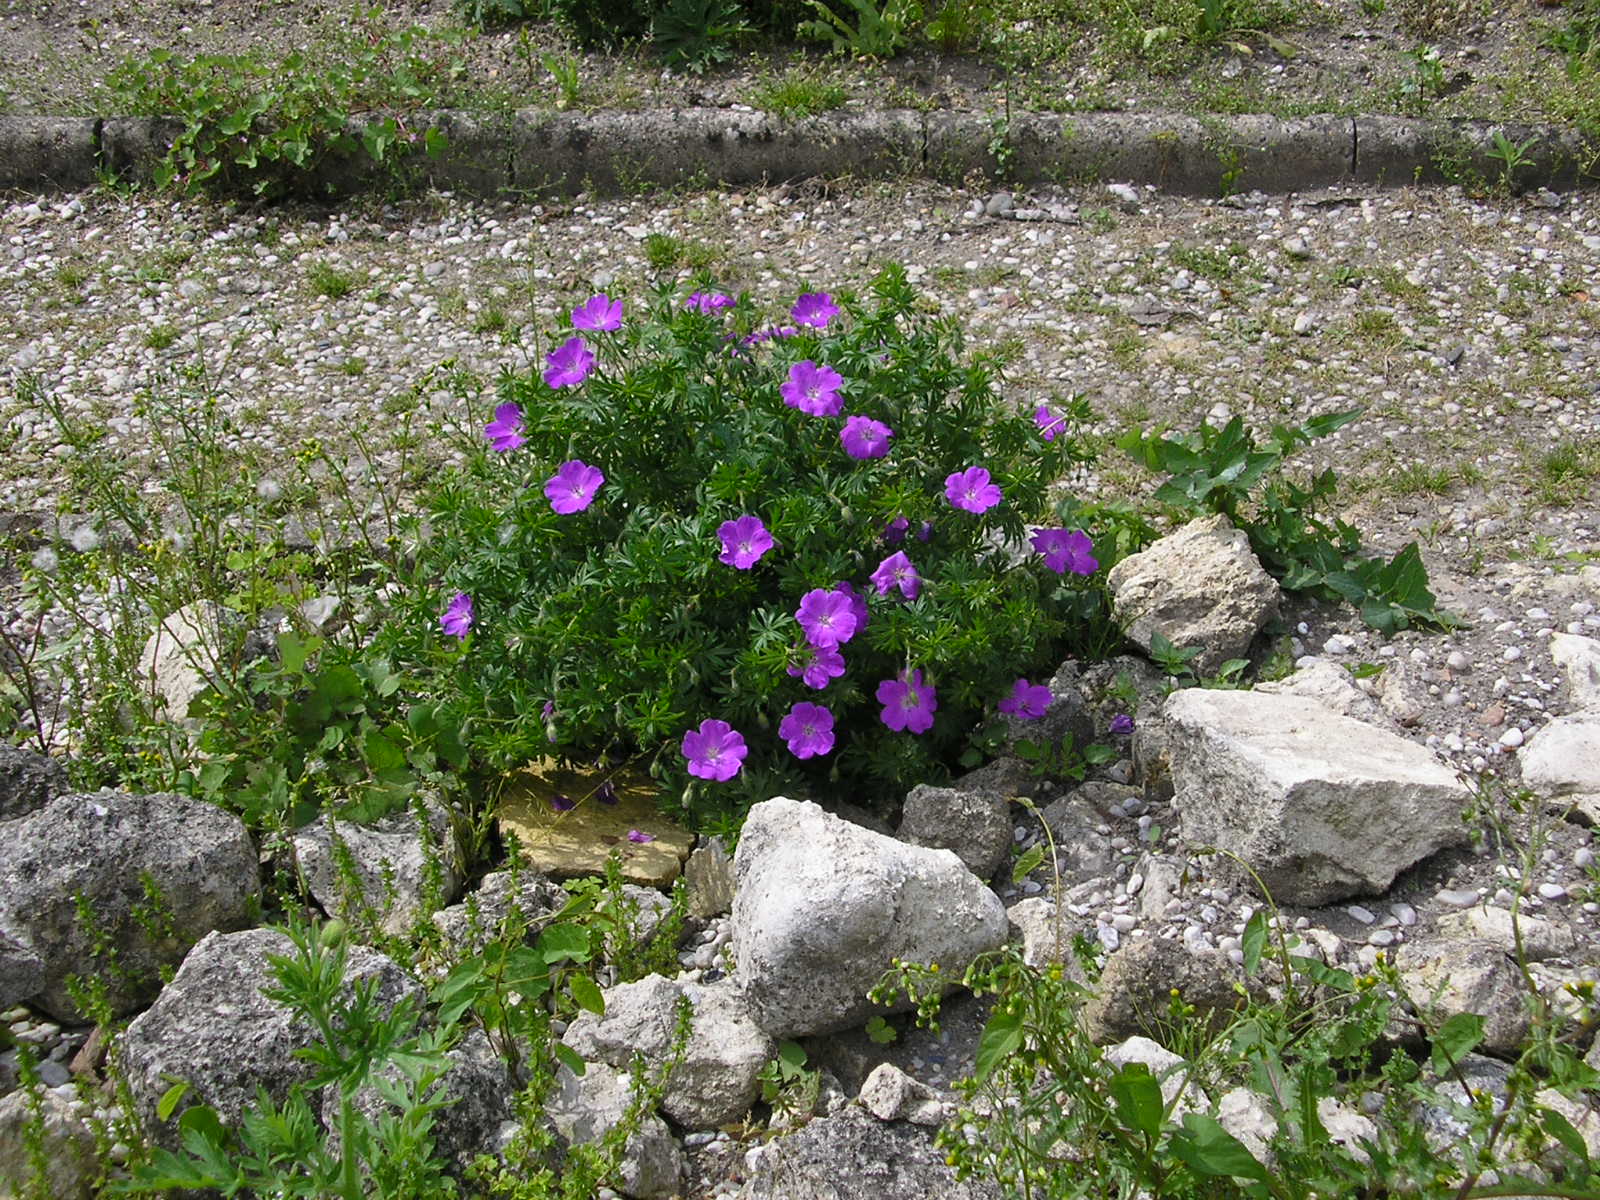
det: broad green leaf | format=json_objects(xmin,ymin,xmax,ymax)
[
  {"xmin": 538, "ymin": 922, "xmax": 592, "ymax": 965},
  {"xmin": 1241, "ymin": 910, "xmax": 1268, "ymax": 977},
  {"xmin": 553, "ymin": 1042, "xmax": 587, "ymax": 1076},
  {"xmin": 1108, "ymin": 1062, "xmax": 1164, "ymax": 1140},
  {"xmin": 432, "ymin": 960, "xmax": 487, "ymax": 1028},
  {"xmin": 1011, "ymin": 843, "xmax": 1046, "ymax": 884},
  {"xmin": 777, "ymin": 1040, "xmax": 808, "ymax": 1070},
  {"xmin": 156, "ymin": 1079, "xmax": 190, "ymax": 1122},
  {"xmin": 973, "ymin": 1008, "xmax": 1024, "ymax": 1083},
  {"xmin": 1430, "ymin": 1012, "xmax": 1486, "ymax": 1074},
  {"xmin": 568, "ymin": 972, "xmax": 606, "ymax": 1016},
  {"xmin": 1169, "ymin": 1112, "xmax": 1270, "ymax": 1181},
  {"xmin": 1542, "ymin": 1106, "xmax": 1590, "ymax": 1162}
]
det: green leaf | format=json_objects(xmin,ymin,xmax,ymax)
[
  {"xmin": 424, "ymin": 126, "xmax": 447, "ymax": 157},
  {"xmin": 1542, "ymin": 1105, "xmax": 1590, "ymax": 1162},
  {"xmin": 1108, "ymin": 1062, "xmax": 1165, "ymax": 1140},
  {"xmin": 1169, "ymin": 1112, "xmax": 1270, "ymax": 1181},
  {"xmin": 1242, "ymin": 910, "xmax": 1269, "ymax": 977},
  {"xmin": 864, "ymin": 1015, "xmax": 897, "ymax": 1045},
  {"xmin": 973, "ymin": 1008, "xmax": 1024, "ymax": 1083},
  {"xmin": 362, "ymin": 727, "xmax": 405, "ymax": 774},
  {"xmin": 432, "ymin": 960, "xmax": 487, "ymax": 1028},
  {"xmin": 1011, "ymin": 843, "xmax": 1046, "ymax": 884},
  {"xmin": 568, "ymin": 972, "xmax": 606, "ymax": 1016},
  {"xmin": 553, "ymin": 1042, "xmax": 587, "ymax": 1076},
  {"xmin": 537, "ymin": 923, "xmax": 592, "ymax": 965},
  {"xmin": 1431, "ymin": 1012, "xmax": 1486, "ymax": 1074},
  {"xmin": 156, "ymin": 1079, "xmax": 190, "ymax": 1122}
]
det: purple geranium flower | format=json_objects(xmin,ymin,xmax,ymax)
[
  {"xmin": 1110, "ymin": 713, "xmax": 1135, "ymax": 736},
  {"xmin": 545, "ymin": 459, "xmax": 605, "ymax": 514},
  {"xmin": 597, "ymin": 779, "xmax": 618, "ymax": 805},
  {"xmin": 550, "ymin": 793, "xmax": 576, "ymax": 812},
  {"xmin": 792, "ymin": 291, "xmax": 840, "ymax": 329},
  {"xmin": 795, "ymin": 587, "xmax": 859, "ymax": 649},
  {"xmin": 781, "ymin": 360, "xmax": 845, "ymax": 416},
  {"xmin": 1034, "ymin": 403, "xmax": 1069, "ymax": 442},
  {"xmin": 917, "ymin": 520, "xmax": 934, "ymax": 542},
  {"xmin": 742, "ymin": 325, "xmax": 800, "ymax": 347},
  {"xmin": 627, "ymin": 829, "xmax": 655, "ymax": 844},
  {"xmin": 484, "ymin": 403, "xmax": 525, "ymax": 453},
  {"xmin": 882, "ymin": 516, "xmax": 910, "ymax": 545},
  {"xmin": 876, "ymin": 669, "xmax": 937, "ymax": 734},
  {"xmin": 787, "ymin": 643, "xmax": 846, "ymax": 689},
  {"xmin": 682, "ymin": 718, "xmax": 747, "ymax": 782},
  {"xmin": 571, "ymin": 293, "xmax": 622, "ymax": 332},
  {"xmin": 870, "ymin": 551, "xmax": 921, "ymax": 600},
  {"xmin": 717, "ymin": 515, "xmax": 774, "ymax": 570},
  {"xmin": 685, "ymin": 291, "xmax": 734, "ymax": 313},
  {"xmin": 440, "ymin": 591, "xmax": 474, "ymax": 640},
  {"xmin": 840, "ymin": 415, "xmax": 893, "ymax": 460},
  {"xmin": 1031, "ymin": 528, "xmax": 1098, "ymax": 575},
  {"xmin": 945, "ymin": 466, "xmax": 1003, "ymax": 514},
  {"xmin": 544, "ymin": 336, "xmax": 596, "ymax": 389},
  {"xmin": 837, "ymin": 580, "xmax": 870, "ymax": 635},
  {"xmin": 779, "ymin": 701, "xmax": 836, "ymax": 760},
  {"xmin": 998, "ymin": 678, "xmax": 1053, "ymax": 720}
]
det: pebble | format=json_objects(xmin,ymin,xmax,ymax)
[
  {"xmin": 1538, "ymin": 882, "xmax": 1568, "ymax": 901},
  {"xmin": 1446, "ymin": 650, "xmax": 1470, "ymax": 671},
  {"xmin": 1499, "ymin": 727, "xmax": 1524, "ymax": 748},
  {"xmin": 1368, "ymin": 929, "xmax": 1397, "ymax": 947},
  {"xmin": 1436, "ymin": 888, "xmax": 1481, "ymax": 908},
  {"xmin": 1575, "ymin": 847, "xmax": 1595, "ymax": 870},
  {"xmin": 1346, "ymin": 905, "xmax": 1377, "ymax": 925},
  {"xmin": 1390, "ymin": 902, "xmax": 1417, "ymax": 926}
]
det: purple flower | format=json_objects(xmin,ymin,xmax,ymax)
[
  {"xmin": 945, "ymin": 466, "xmax": 1003, "ymax": 514},
  {"xmin": 1110, "ymin": 713, "xmax": 1136, "ymax": 736},
  {"xmin": 597, "ymin": 779, "xmax": 619, "ymax": 805},
  {"xmin": 916, "ymin": 520, "xmax": 934, "ymax": 542},
  {"xmin": 742, "ymin": 325, "xmax": 799, "ymax": 347},
  {"xmin": 795, "ymin": 587, "xmax": 859, "ymax": 649},
  {"xmin": 550, "ymin": 793, "xmax": 576, "ymax": 812},
  {"xmin": 780, "ymin": 360, "xmax": 845, "ymax": 417},
  {"xmin": 571, "ymin": 293, "xmax": 622, "ymax": 332},
  {"xmin": 682, "ymin": 718, "xmax": 748, "ymax": 782},
  {"xmin": 837, "ymin": 580, "xmax": 870, "ymax": 635},
  {"xmin": 1031, "ymin": 528, "xmax": 1098, "ymax": 575},
  {"xmin": 440, "ymin": 591, "xmax": 474, "ymax": 640},
  {"xmin": 545, "ymin": 459, "xmax": 605, "ymax": 514},
  {"xmin": 876, "ymin": 669, "xmax": 937, "ymax": 734},
  {"xmin": 840, "ymin": 415, "xmax": 893, "ymax": 460},
  {"xmin": 882, "ymin": 516, "xmax": 910, "ymax": 545},
  {"xmin": 484, "ymin": 403, "xmax": 526, "ymax": 453},
  {"xmin": 792, "ymin": 291, "xmax": 840, "ymax": 329},
  {"xmin": 1034, "ymin": 403, "xmax": 1068, "ymax": 442},
  {"xmin": 779, "ymin": 701, "xmax": 836, "ymax": 760},
  {"xmin": 998, "ymin": 678, "xmax": 1053, "ymax": 720},
  {"xmin": 627, "ymin": 829, "xmax": 655, "ymax": 844},
  {"xmin": 870, "ymin": 551, "xmax": 921, "ymax": 600},
  {"xmin": 542, "ymin": 700, "xmax": 556, "ymax": 720},
  {"xmin": 787, "ymin": 644, "xmax": 846, "ymax": 689},
  {"xmin": 685, "ymin": 291, "xmax": 734, "ymax": 313},
  {"xmin": 717, "ymin": 515, "xmax": 774, "ymax": 570},
  {"xmin": 544, "ymin": 336, "xmax": 596, "ymax": 389}
]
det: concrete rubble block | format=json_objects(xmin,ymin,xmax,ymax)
[
  {"xmin": 544, "ymin": 1061, "xmax": 684, "ymax": 1199},
  {"xmin": 118, "ymin": 928, "xmax": 424, "ymax": 1149},
  {"xmin": 1107, "ymin": 514, "xmax": 1281, "ymax": 677},
  {"xmin": 731, "ymin": 797, "xmax": 1008, "ymax": 1038},
  {"xmin": 430, "ymin": 867, "xmax": 568, "ymax": 961},
  {"xmin": 99, "ymin": 117, "xmax": 185, "ymax": 185},
  {"xmin": 510, "ymin": 108, "xmax": 922, "ymax": 196},
  {"xmin": 738, "ymin": 1104, "xmax": 1000, "ymax": 1200},
  {"xmin": 0, "ymin": 789, "xmax": 260, "ymax": 1021},
  {"xmin": 1397, "ymin": 938, "xmax": 1532, "ymax": 1056},
  {"xmin": 0, "ymin": 744, "xmax": 70, "ymax": 821},
  {"xmin": 1354, "ymin": 116, "xmax": 1587, "ymax": 189},
  {"xmin": 292, "ymin": 794, "xmax": 464, "ymax": 940},
  {"xmin": 896, "ymin": 784, "xmax": 1012, "ymax": 881},
  {"xmin": 1164, "ymin": 689, "xmax": 1471, "ymax": 905},
  {"xmin": 561, "ymin": 972, "xmax": 774, "ymax": 1130},
  {"xmin": 0, "ymin": 117, "xmax": 98, "ymax": 192}
]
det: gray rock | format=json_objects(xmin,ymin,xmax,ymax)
[
  {"xmin": 561, "ymin": 973, "xmax": 773, "ymax": 1130},
  {"xmin": 0, "ymin": 790, "xmax": 259, "ymax": 1021},
  {"xmin": 1550, "ymin": 634, "xmax": 1600, "ymax": 711},
  {"xmin": 0, "ymin": 1088, "xmax": 97, "ymax": 1200},
  {"xmin": 1163, "ymin": 689, "xmax": 1471, "ymax": 905},
  {"xmin": 1397, "ymin": 939, "xmax": 1531, "ymax": 1056},
  {"xmin": 1107, "ymin": 514, "xmax": 1281, "ymax": 676},
  {"xmin": 1254, "ymin": 658, "xmax": 1385, "ymax": 724},
  {"xmin": 684, "ymin": 836, "xmax": 736, "ymax": 919},
  {"xmin": 949, "ymin": 755, "xmax": 1044, "ymax": 802},
  {"xmin": 732, "ymin": 798, "xmax": 1008, "ymax": 1037},
  {"xmin": 896, "ymin": 785, "xmax": 1011, "ymax": 881},
  {"xmin": 136, "ymin": 601, "xmax": 273, "ymax": 738},
  {"xmin": 0, "ymin": 745, "xmax": 69, "ymax": 821},
  {"xmin": 1520, "ymin": 713, "xmax": 1600, "ymax": 820},
  {"xmin": 544, "ymin": 1061, "xmax": 684, "ymax": 1199},
  {"xmin": 118, "ymin": 928, "xmax": 425, "ymax": 1148},
  {"xmin": 0, "ymin": 927, "xmax": 46, "ymax": 1013},
  {"xmin": 292, "ymin": 795, "xmax": 464, "ymax": 940},
  {"xmin": 858, "ymin": 1063, "xmax": 944, "ymax": 1126},
  {"xmin": 738, "ymin": 1103, "xmax": 999, "ymax": 1200},
  {"xmin": 1433, "ymin": 907, "xmax": 1577, "ymax": 961},
  {"xmin": 430, "ymin": 868, "xmax": 568, "ymax": 962},
  {"xmin": 1006, "ymin": 898, "xmax": 1078, "ymax": 969},
  {"xmin": 1081, "ymin": 935, "xmax": 1249, "ymax": 1045}
]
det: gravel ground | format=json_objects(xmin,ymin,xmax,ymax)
[{"xmin": 2, "ymin": 178, "xmax": 1600, "ymax": 1193}]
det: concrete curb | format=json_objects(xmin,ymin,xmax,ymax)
[{"xmin": 1, "ymin": 108, "xmax": 1594, "ymax": 198}]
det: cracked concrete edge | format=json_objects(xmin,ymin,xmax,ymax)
[{"xmin": 0, "ymin": 109, "xmax": 1594, "ymax": 198}]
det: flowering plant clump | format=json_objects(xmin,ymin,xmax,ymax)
[{"xmin": 403, "ymin": 269, "xmax": 1115, "ymax": 822}]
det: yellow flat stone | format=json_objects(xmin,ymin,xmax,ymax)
[{"xmin": 496, "ymin": 760, "xmax": 694, "ymax": 887}]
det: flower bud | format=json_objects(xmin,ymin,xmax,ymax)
[{"xmin": 320, "ymin": 919, "xmax": 347, "ymax": 949}]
